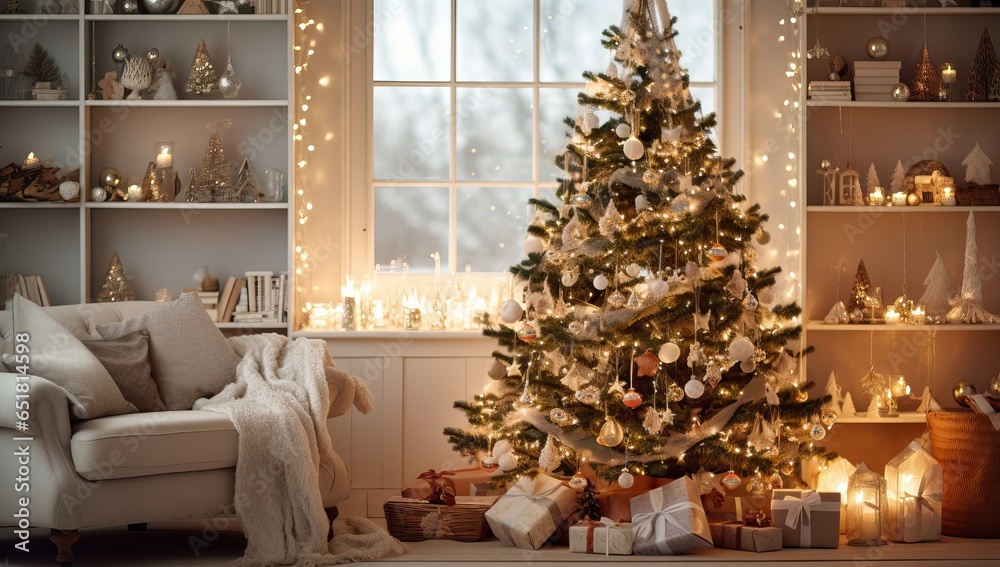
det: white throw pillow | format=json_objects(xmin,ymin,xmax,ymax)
[
  {"xmin": 96, "ymin": 292, "xmax": 241, "ymax": 410},
  {"xmin": 1, "ymin": 295, "xmax": 137, "ymax": 419}
]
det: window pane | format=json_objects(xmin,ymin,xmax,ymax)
[
  {"xmin": 672, "ymin": 0, "xmax": 717, "ymax": 83},
  {"xmin": 373, "ymin": 0, "xmax": 451, "ymax": 81},
  {"xmin": 690, "ymin": 86, "xmax": 715, "ymax": 118},
  {"xmin": 539, "ymin": 88, "xmax": 578, "ymax": 182},
  {"xmin": 539, "ymin": 0, "xmax": 622, "ymax": 83},
  {"xmin": 456, "ymin": 0, "xmax": 533, "ymax": 82},
  {"xmin": 457, "ymin": 186, "xmax": 534, "ymax": 272},
  {"xmin": 374, "ymin": 186, "xmax": 450, "ymax": 272},
  {"xmin": 456, "ymin": 88, "xmax": 533, "ymax": 182},
  {"xmin": 373, "ymin": 87, "xmax": 450, "ymax": 181}
]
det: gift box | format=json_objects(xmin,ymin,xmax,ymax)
[
  {"xmin": 771, "ymin": 489, "xmax": 841, "ymax": 548},
  {"xmin": 470, "ymin": 482, "xmax": 506, "ymax": 497},
  {"xmin": 383, "ymin": 496, "xmax": 498, "ymax": 542},
  {"xmin": 701, "ymin": 494, "xmax": 772, "ymax": 524},
  {"xmin": 709, "ymin": 521, "xmax": 782, "ymax": 552},
  {"xmin": 569, "ymin": 518, "xmax": 634, "ymax": 555},
  {"xmin": 629, "ymin": 477, "xmax": 714, "ymax": 555},
  {"xmin": 484, "ymin": 473, "xmax": 578, "ymax": 550}
]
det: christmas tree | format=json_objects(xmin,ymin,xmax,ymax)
[
  {"xmin": 445, "ymin": 1, "xmax": 831, "ymax": 486},
  {"xmin": 865, "ymin": 163, "xmax": 880, "ymax": 194},
  {"xmin": 23, "ymin": 44, "xmax": 60, "ymax": 84},
  {"xmin": 184, "ymin": 38, "xmax": 217, "ymax": 95},
  {"xmin": 947, "ymin": 212, "xmax": 999, "ymax": 324},
  {"xmin": 97, "ymin": 251, "xmax": 136, "ymax": 302},
  {"xmin": 197, "ymin": 130, "xmax": 231, "ymax": 201},
  {"xmin": 918, "ymin": 252, "xmax": 951, "ymax": 321},
  {"xmin": 889, "ymin": 160, "xmax": 906, "ymax": 194},
  {"xmin": 962, "ymin": 141, "xmax": 993, "ymax": 185}
]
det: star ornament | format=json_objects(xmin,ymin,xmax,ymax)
[
  {"xmin": 607, "ymin": 379, "xmax": 627, "ymax": 396},
  {"xmin": 634, "ymin": 349, "xmax": 660, "ymax": 377}
]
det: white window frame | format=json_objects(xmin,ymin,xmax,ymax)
[{"xmin": 345, "ymin": 0, "xmax": 746, "ymax": 278}]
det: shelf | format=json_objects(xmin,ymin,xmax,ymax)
[
  {"xmin": 806, "ymin": 322, "xmax": 1000, "ymax": 331},
  {"xmin": 0, "ymin": 100, "xmax": 80, "ymax": 107},
  {"xmin": 85, "ymin": 202, "xmax": 288, "ymax": 210},
  {"xmin": 84, "ymin": 99, "xmax": 289, "ymax": 107},
  {"xmin": 806, "ymin": 100, "xmax": 1000, "ymax": 109},
  {"xmin": 294, "ymin": 329, "xmax": 489, "ymax": 340},
  {"xmin": 0, "ymin": 14, "xmax": 79, "ymax": 20},
  {"xmin": 0, "ymin": 201, "xmax": 79, "ymax": 209},
  {"xmin": 810, "ymin": 7, "xmax": 1000, "ymax": 15},
  {"xmin": 806, "ymin": 205, "xmax": 1000, "ymax": 213},
  {"xmin": 835, "ymin": 412, "xmax": 927, "ymax": 424},
  {"xmin": 85, "ymin": 14, "xmax": 288, "ymax": 21}
]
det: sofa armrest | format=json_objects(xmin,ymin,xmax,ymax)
[{"xmin": 0, "ymin": 373, "xmax": 73, "ymax": 441}]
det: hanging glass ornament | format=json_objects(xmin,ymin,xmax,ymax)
[
  {"xmin": 635, "ymin": 194, "xmax": 648, "ymax": 210},
  {"xmin": 648, "ymin": 278, "xmax": 669, "ymax": 297},
  {"xmin": 498, "ymin": 452, "xmax": 518, "ymax": 472},
  {"xmin": 740, "ymin": 360, "xmax": 757, "ymax": 373},
  {"xmin": 607, "ymin": 289, "xmax": 626, "ymax": 308},
  {"xmin": 480, "ymin": 456, "xmax": 499, "ymax": 473},
  {"xmin": 561, "ymin": 271, "xmax": 579, "ymax": 287},
  {"xmin": 684, "ymin": 379, "xmax": 705, "ymax": 399},
  {"xmin": 615, "ymin": 123, "xmax": 631, "ymax": 138},
  {"xmin": 569, "ymin": 472, "xmax": 589, "ymax": 491},
  {"xmin": 623, "ymin": 136, "xmax": 645, "ymax": 160},
  {"xmin": 626, "ymin": 291, "xmax": 640, "ymax": 308},
  {"xmin": 779, "ymin": 461, "xmax": 796, "ymax": 476},
  {"xmin": 756, "ymin": 230, "xmax": 771, "ymax": 245},
  {"xmin": 658, "ymin": 342, "xmax": 681, "ymax": 363},
  {"xmin": 625, "ymin": 263, "xmax": 641, "ymax": 278},
  {"xmin": 821, "ymin": 408, "xmax": 839, "ymax": 429},
  {"xmin": 809, "ymin": 422, "xmax": 827, "ymax": 441},
  {"xmin": 596, "ymin": 417, "xmax": 625, "ymax": 447},
  {"xmin": 567, "ymin": 320, "xmax": 584, "ymax": 335},
  {"xmin": 499, "ymin": 299, "xmax": 523, "ymax": 324},
  {"xmin": 769, "ymin": 472, "xmax": 784, "ymax": 490},
  {"xmin": 706, "ymin": 243, "xmax": 728, "ymax": 262},
  {"xmin": 517, "ymin": 323, "xmax": 538, "ymax": 342},
  {"xmin": 795, "ymin": 389, "xmax": 809, "ymax": 403},
  {"xmin": 549, "ymin": 408, "xmax": 575, "ymax": 426},
  {"xmin": 517, "ymin": 387, "xmax": 533, "ymax": 406},
  {"xmin": 593, "ymin": 274, "xmax": 609, "ymax": 290},
  {"xmin": 583, "ymin": 112, "xmax": 600, "ymax": 134},
  {"xmin": 217, "ymin": 23, "xmax": 241, "ymax": 99},
  {"xmin": 522, "ymin": 236, "xmax": 545, "ymax": 255},
  {"xmin": 746, "ymin": 472, "xmax": 767, "ymax": 495},
  {"xmin": 685, "ymin": 261, "xmax": 700, "ymax": 280},
  {"xmin": 575, "ymin": 386, "xmax": 602, "ymax": 406},
  {"xmin": 623, "ymin": 388, "xmax": 643, "ymax": 408},
  {"xmin": 667, "ymin": 382, "xmax": 685, "ymax": 403},
  {"xmin": 572, "ymin": 192, "xmax": 593, "ymax": 206},
  {"xmin": 743, "ymin": 294, "xmax": 760, "ymax": 310},
  {"xmin": 618, "ymin": 470, "xmax": 635, "ymax": 489},
  {"xmin": 705, "ymin": 364, "xmax": 723, "ymax": 389},
  {"xmin": 721, "ymin": 471, "xmax": 742, "ymax": 491}
]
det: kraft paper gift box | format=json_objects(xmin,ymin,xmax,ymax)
[
  {"xmin": 629, "ymin": 477, "xmax": 714, "ymax": 555},
  {"xmin": 771, "ymin": 489, "xmax": 841, "ymax": 548},
  {"xmin": 702, "ymin": 494, "xmax": 772, "ymax": 523},
  {"xmin": 569, "ymin": 518, "xmax": 634, "ymax": 555},
  {"xmin": 709, "ymin": 521, "xmax": 782, "ymax": 552},
  {"xmin": 484, "ymin": 473, "xmax": 577, "ymax": 550}
]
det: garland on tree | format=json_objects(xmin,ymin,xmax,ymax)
[{"xmin": 445, "ymin": 0, "xmax": 833, "ymax": 487}]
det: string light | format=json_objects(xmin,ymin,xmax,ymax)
[{"xmin": 293, "ymin": 0, "xmax": 315, "ymax": 329}]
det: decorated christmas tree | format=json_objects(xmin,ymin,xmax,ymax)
[
  {"xmin": 445, "ymin": 1, "xmax": 832, "ymax": 486},
  {"xmin": 97, "ymin": 251, "xmax": 136, "ymax": 302},
  {"xmin": 184, "ymin": 38, "xmax": 217, "ymax": 95}
]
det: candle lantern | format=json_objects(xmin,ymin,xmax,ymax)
[
  {"xmin": 885, "ymin": 440, "xmax": 942, "ymax": 542},
  {"xmin": 340, "ymin": 278, "xmax": 357, "ymax": 330},
  {"xmin": 940, "ymin": 63, "xmax": 956, "ymax": 101},
  {"xmin": 815, "ymin": 456, "xmax": 856, "ymax": 533},
  {"xmin": 883, "ymin": 306, "xmax": 901, "ymax": 325},
  {"xmin": 891, "ymin": 191, "xmax": 907, "ymax": 206},
  {"xmin": 846, "ymin": 463, "xmax": 888, "ymax": 546},
  {"xmin": 403, "ymin": 295, "xmax": 422, "ymax": 330},
  {"xmin": 868, "ymin": 186, "xmax": 885, "ymax": 206},
  {"xmin": 890, "ymin": 375, "xmax": 910, "ymax": 399},
  {"xmin": 308, "ymin": 303, "xmax": 332, "ymax": 329},
  {"xmin": 22, "ymin": 152, "xmax": 40, "ymax": 171}
]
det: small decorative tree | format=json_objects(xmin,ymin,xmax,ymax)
[
  {"xmin": 23, "ymin": 44, "xmax": 61, "ymax": 86},
  {"xmin": 866, "ymin": 163, "xmax": 881, "ymax": 193},
  {"xmin": 962, "ymin": 141, "xmax": 993, "ymax": 185},
  {"xmin": 575, "ymin": 480, "xmax": 603, "ymax": 522},
  {"xmin": 889, "ymin": 160, "xmax": 906, "ymax": 194}
]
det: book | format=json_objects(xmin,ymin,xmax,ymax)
[
  {"xmin": 853, "ymin": 70, "xmax": 901, "ymax": 79},
  {"xmin": 853, "ymin": 60, "xmax": 902, "ymax": 68},
  {"xmin": 245, "ymin": 271, "xmax": 274, "ymax": 315},
  {"xmin": 854, "ymin": 78, "xmax": 901, "ymax": 87},
  {"xmin": 218, "ymin": 276, "xmax": 246, "ymax": 323}
]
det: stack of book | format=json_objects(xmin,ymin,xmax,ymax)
[
  {"xmin": 184, "ymin": 289, "xmax": 222, "ymax": 321},
  {"xmin": 853, "ymin": 60, "xmax": 901, "ymax": 102},
  {"xmin": 217, "ymin": 271, "xmax": 289, "ymax": 324},
  {"xmin": 808, "ymin": 80, "xmax": 851, "ymax": 102},
  {"xmin": 1, "ymin": 271, "xmax": 51, "ymax": 309}
]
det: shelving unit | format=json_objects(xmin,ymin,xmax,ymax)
[
  {"xmin": 0, "ymin": 0, "xmax": 293, "ymax": 330},
  {"xmin": 799, "ymin": 5, "xmax": 1000, "ymax": 415}
]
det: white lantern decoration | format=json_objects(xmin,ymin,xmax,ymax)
[
  {"xmin": 846, "ymin": 463, "xmax": 888, "ymax": 546},
  {"xmin": 885, "ymin": 440, "xmax": 942, "ymax": 543}
]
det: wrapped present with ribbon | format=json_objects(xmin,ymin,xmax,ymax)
[
  {"xmin": 484, "ymin": 473, "xmax": 578, "ymax": 550},
  {"xmin": 702, "ymin": 494, "xmax": 772, "ymax": 524},
  {"xmin": 569, "ymin": 517, "xmax": 634, "ymax": 555},
  {"xmin": 709, "ymin": 521, "xmax": 782, "ymax": 552},
  {"xmin": 629, "ymin": 477, "xmax": 714, "ymax": 555},
  {"xmin": 886, "ymin": 439, "xmax": 942, "ymax": 542},
  {"xmin": 771, "ymin": 489, "xmax": 841, "ymax": 548}
]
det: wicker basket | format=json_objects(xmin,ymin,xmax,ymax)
[
  {"xmin": 955, "ymin": 184, "xmax": 1000, "ymax": 206},
  {"xmin": 383, "ymin": 496, "xmax": 497, "ymax": 542},
  {"xmin": 926, "ymin": 410, "xmax": 1000, "ymax": 537}
]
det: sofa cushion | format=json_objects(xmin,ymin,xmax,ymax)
[
  {"xmin": 70, "ymin": 410, "xmax": 238, "ymax": 480},
  {"xmin": 1, "ymin": 295, "xmax": 138, "ymax": 419},
  {"xmin": 84, "ymin": 330, "xmax": 166, "ymax": 413},
  {"xmin": 0, "ymin": 303, "xmax": 97, "ymax": 359},
  {"xmin": 96, "ymin": 292, "xmax": 241, "ymax": 411}
]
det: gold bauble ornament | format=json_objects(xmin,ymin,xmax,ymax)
[{"xmin": 596, "ymin": 417, "xmax": 624, "ymax": 447}]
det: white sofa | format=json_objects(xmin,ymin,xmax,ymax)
[{"xmin": 0, "ymin": 300, "xmax": 353, "ymax": 565}]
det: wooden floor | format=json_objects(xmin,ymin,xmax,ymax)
[{"xmin": 2, "ymin": 525, "xmax": 999, "ymax": 566}]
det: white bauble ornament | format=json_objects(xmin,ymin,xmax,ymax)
[
  {"xmin": 649, "ymin": 279, "xmax": 669, "ymax": 297},
  {"xmin": 684, "ymin": 379, "xmax": 705, "ymax": 399},
  {"xmin": 758, "ymin": 288, "xmax": 775, "ymax": 305},
  {"xmin": 658, "ymin": 342, "xmax": 681, "ymax": 363},
  {"xmin": 728, "ymin": 337, "xmax": 755, "ymax": 361},
  {"xmin": 583, "ymin": 112, "xmax": 600, "ymax": 133},
  {"xmin": 615, "ymin": 123, "xmax": 631, "ymax": 138},
  {"xmin": 498, "ymin": 452, "xmax": 518, "ymax": 472},
  {"xmin": 522, "ymin": 236, "xmax": 545, "ymax": 255},
  {"xmin": 740, "ymin": 360, "xmax": 757, "ymax": 373},
  {"xmin": 499, "ymin": 299, "xmax": 524, "ymax": 323},
  {"xmin": 623, "ymin": 136, "xmax": 645, "ymax": 161},
  {"xmin": 59, "ymin": 180, "xmax": 80, "ymax": 201},
  {"xmin": 561, "ymin": 272, "xmax": 579, "ymax": 287},
  {"xmin": 593, "ymin": 274, "xmax": 609, "ymax": 290},
  {"xmin": 625, "ymin": 263, "xmax": 641, "ymax": 278},
  {"xmin": 685, "ymin": 261, "xmax": 700, "ymax": 280},
  {"xmin": 635, "ymin": 194, "xmax": 648, "ymax": 210},
  {"xmin": 617, "ymin": 471, "xmax": 635, "ymax": 489}
]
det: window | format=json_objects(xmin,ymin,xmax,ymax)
[{"xmin": 371, "ymin": 0, "xmax": 724, "ymax": 273}]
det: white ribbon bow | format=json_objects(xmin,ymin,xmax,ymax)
[
  {"xmin": 632, "ymin": 489, "xmax": 701, "ymax": 554},
  {"xmin": 498, "ymin": 476, "xmax": 564, "ymax": 545},
  {"xmin": 599, "ymin": 517, "xmax": 617, "ymax": 556}
]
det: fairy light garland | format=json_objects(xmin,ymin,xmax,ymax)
[
  {"xmin": 293, "ymin": 1, "xmax": 316, "ymax": 329},
  {"xmin": 776, "ymin": 1, "xmax": 804, "ymax": 310}
]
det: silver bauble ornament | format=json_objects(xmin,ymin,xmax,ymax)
[
  {"xmin": 218, "ymin": 56, "xmax": 242, "ymax": 100},
  {"xmin": 892, "ymin": 82, "xmax": 910, "ymax": 101},
  {"xmin": 121, "ymin": 0, "xmax": 138, "ymax": 13},
  {"xmin": 617, "ymin": 471, "xmax": 635, "ymax": 489},
  {"xmin": 146, "ymin": 48, "xmax": 159, "ymax": 66},
  {"xmin": 615, "ymin": 123, "xmax": 631, "ymax": 138},
  {"xmin": 561, "ymin": 271, "xmax": 579, "ymax": 287},
  {"xmin": 684, "ymin": 379, "xmax": 705, "ymax": 399},
  {"xmin": 142, "ymin": 0, "xmax": 181, "ymax": 13},
  {"xmin": 100, "ymin": 167, "xmax": 122, "ymax": 187},
  {"xmin": 498, "ymin": 299, "xmax": 523, "ymax": 324},
  {"xmin": 90, "ymin": 186, "xmax": 108, "ymax": 202},
  {"xmin": 866, "ymin": 36, "xmax": 890, "ymax": 60}
]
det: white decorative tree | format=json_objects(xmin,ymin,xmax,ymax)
[
  {"xmin": 825, "ymin": 371, "xmax": 842, "ymax": 413},
  {"xmin": 889, "ymin": 160, "xmax": 906, "ymax": 194},
  {"xmin": 918, "ymin": 252, "xmax": 952, "ymax": 320},
  {"xmin": 841, "ymin": 391, "xmax": 857, "ymax": 417},
  {"xmin": 866, "ymin": 163, "xmax": 881, "ymax": 193},
  {"xmin": 946, "ymin": 212, "xmax": 999, "ymax": 323},
  {"xmin": 962, "ymin": 141, "xmax": 993, "ymax": 185}
]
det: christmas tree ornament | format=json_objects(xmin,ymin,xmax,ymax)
[
  {"xmin": 625, "ymin": 263, "xmax": 641, "ymax": 278},
  {"xmin": 97, "ymin": 251, "xmax": 136, "ymax": 302},
  {"xmin": 635, "ymin": 194, "xmax": 648, "ymax": 210},
  {"xmin": 593, "ymin": 273, "xmax": 609, "ymax": 290},
  {"xmin": 705, "ymin": 364, "xmax": 723, "ymax": 389},
  {"xmin": 769, "ymin": 472, "xmax": 784, "ymax": 490},
  {"xmin": 779, "ymin": 461, "xmax": 795, "ymax": 477},
  {"xmin": 505, "ymin": 360, "xmax": 522, "ymax": 378},
  {"xmin": 596, "ymin": 416, "xmax": 624, "ymax": 447},
  {"xmin": 622, "ymin": 136, "xmax": 645, "ymax": 161},
  {"xmin": 567, "ymin": 320, "xmax": 583, "ymax": 335},
  {"xmin": 607, "ymin": 289, "xmax": 626, "ymax": 308},
  {"xmin": 795, "ymin": 389, "xmax": 809, "ymax": 403},
  {"xmin": 487, "ymin": 358, "xmax": 507, "ymax": 380},
  {"xmin": 522, "ymin": 235, "xmax": 545, "ymax": 255},
  {"xmin": 746, "ymin": 472, "xmax": 767, "ymax": 495},
  {"xmin": 139, "ymin": 161, "xmax": 165, "ymax": 202},
  {"xmin": 538, "ymin": 435, "xmax": 559, "ymax": 472},
  {"xmin": 648, "ymin": 278, "xmax": 669, "ymax": 297},
  {"xmin": 517, "ymin": 386, "xmax": 533, "ymax": 406},
  {"xmin": 824, "ymin": 301, "xmax": 848, "ymax": 324},
  {"xmin": 233, "ymin": 157, "xmax": 260, "ymax": 202},
  {"xmin": 866, "ymin": 36, "xmax": 890, "ymax": 59},
  {"xmin": 684, "ymin": 378, "xmax": 705, "ymax": 399},
  {"xmin": 607, "ymin": 378, "xmax": 626, "ymax": 396},
  {"xmin": 561, "ymin": 271, "xmax": 579, "ymax": 287},
  {"xmin": 721, "ymin": 471, "xmax": 741, "ymax": 491},
  {"xmin": 623, "ymin": 388, "xmax": 643, "ymax": 408},
  {"xmin": 728, "ymin": 337, "xmax": 755, "ymax": 361},
  {"xmin": 142, "ymin": 0, "xmax": 181, "ymax": 12},
  {"xmin": 952, "ymin": 380, "xmax": 976, "ymax": 406},
  {"xmin": 658, "ymin": 342, "xmax": 681, "ymax": 363},
  {"xmin": 120, "ymin": 55, "xmax": 151, "ymax": 99},
  {"xmin": 217, "ymin": 22, "xmax": 241, "ymax": 100},
  {"xmin": 516, "ymin": 322, "xmax": 538, "ymax": 342},
  {"xmin": 598, "ymin": 199, "xmax": 624, "ymax": 237},
  {"xmin": 184, "ymin": 38, "xmax": 217, "ymax": 94},
  {"xmin": 617, "ymin": 470, "xmax": 635, "ymax": 489},
  {"xmin": 742, "ymin": 294, "xmax": 760, "ymax": 310},
  {"xmin": 966, "ymin": 28, "xmax": 995, "ymax": 102},
  {"xmin": 670, "ymin": 193, "xmax": 690, "ymax": 212},
  {"xmin": 725, "ymin": 269, "xmax": 746, "ymax": 298},
  {"xmin": 498, "ymin": 452, "xmax": 518, "ymax": 472},
  {"xmin": 575, "ymin": 387, "xmax": 601, "ymax": 406},
  {"xmin": 59, "ymin": 180, "xmax": 80, "ymax": 202},
  {"xmin": 583, "ymin": 112, "xmax": 600, "ymax": 134},
  {"xmin": 572, "ymin": 192, "xmax": 593, "ymax": 207},
  {"xmin": 549, "ymin": 408, "xmax": 575, "ymax": 427},
  {"xmin": 842, "ymin": 391, "xmax": 857, "ymax": 417},
  {"xmin": 111, "ymin": 43, "xmax": 129, "ymax": 66},
  {"xmin": 498, "ymin": 299, "xmax": 523, "ymax": 323},
  {"xmin": 626, "ymin": 291, "xmax": 640, "ymax": 308},
  {"xmin": 962, "ymin": 141, "xmax": 993, "ymax": 185},
  {"xmin": 90, "ymin": 186, "xmax": 108, "ymax": 202},
  {"xmin": 480, "ymin": 456, "xmax": 499, "ymax": 473},
  {"xmin": 839, "ymin": 162, "xmax": 862, "ymax": 205},
  {"xmin": 684, "ymin": 261, "xmax": 700, "ymax": 281},
  {"xmin": 756, "ymin": 230, "xmax": 771, "ymax": 246},
  {"xmin": 667, "ymin": 382, "xmax": 685, "ymax": 403},
  {"xmin": 740, "ymin": 360, "xmax": 757, "ymax": 373},
  {"xmin": 569, "ymin": 472, "xmax": 589, "ymax": 491},
  {"xmin": 560, "ymin": 362, "xmax": 591, "ymax": 389},
  {"xmin": 809, "ymin": 422, "xmax": 827, "ymax": 441},
  {"xmin": 642, "ymin": 407, "xmax": 662, "ymax": 435},
  {"xmin": 634, "ymin": 350, "xmax": 659, "ymax": 376},
  {"xmin": 847, "ymin": 259, "xmax": 877, "ymax": 322},
  {"xmin": 615, "ymin": 123, "xmax": 631, "ymax": 138},
  {"xmin": 911, "ymin": 43, "xmax": 941, "ymax": 101},
  {"xmin": 177, "ymin": 0, "xmax": 209, "ymax": 13},
  {"xmin": 706, "ymin": 243, "xmax": 727, "ymax": 263}
]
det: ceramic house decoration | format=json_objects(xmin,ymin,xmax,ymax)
[{"xmin": 885, "ymin": 440, "xmax": 942, "ymax": 543}]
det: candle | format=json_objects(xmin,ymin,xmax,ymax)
[
  {"xmin": 154, "ymin": 141, "xmax": 174, "ymax": 169},
  {"xmin": 891, "ymin": 192, "xmax": 907, "ymax": 206},
  {"xmin": 127, "ymin": 184, "xmax": 142, "ymax": 201},
  {"xmin": 22, "ymin": 152, "xmax": 40, "ymax": 170},
  {"xmin": 941, "ymin": 63, "xmax": 957, "ymax": 84},
  {"xmin": 869, "ymin": 186, "xmax": 885, "ymax": 206},
  {"xmin": 884, "ymin": 306, "xmax": 901, "ymax": 325},
  {"xmin": 941, "ymin": 186, "xmax": 956, "ymax": 207},
  {"xmin": 309, "ymin": 303, "xmax": 332, "ymax": 328},
  {"xmin": 911, "ymin": 305, "xmax": 927, "ymax": 324}
]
